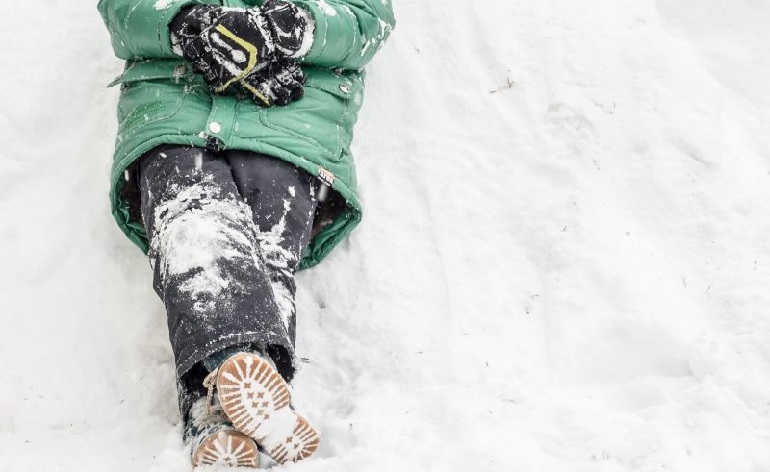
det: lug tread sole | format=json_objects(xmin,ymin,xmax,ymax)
[
  {"xmin": 192, "ymin": 430, "xmax": 259, "ymax": 468},
  {"xmin": 217, "ymin": 353, "xmax": 320, "ymax": 464}
]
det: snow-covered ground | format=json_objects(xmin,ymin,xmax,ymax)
[{"xmin": 1, "ymin": 0, "xmax": 770, "ymax": 470}]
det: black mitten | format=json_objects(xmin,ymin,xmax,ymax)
[
  {"xmin": 172, "ymin": 7, "xmax": 279, "ymax": 93},
  {"xmin": 169, "ymin": 3, "xmax": 311, "ymax": 106},
  {"xmin": 239, "ymin": 58, "xmax": 306, "ymax": 107}
]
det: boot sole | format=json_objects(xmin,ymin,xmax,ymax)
[
  {"xmin": 192, "ymin": 430, "xmax": 259, "ymax": 467},
  {"xmin": 217, "ymin": 353, "xmax": 320, "ymax": 463}
]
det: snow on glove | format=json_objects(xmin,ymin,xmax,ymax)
[
  {"xmin": 169, "ymin": 5, "xmax": 222, "ymax": 56},
  {"xmin": 234, "ymin": 0, "xmax": 313, "ymax": 106},
  {"xmin": 239, "ymin": 57, "xmax": 306, "ymax": 107},
  {"xmin": 173, "ymin": 7, "xmax": 280, "ymax": 94},
  {"xmin": 259, "ymin": 0, "xmax": 315, "ymax": 59}
]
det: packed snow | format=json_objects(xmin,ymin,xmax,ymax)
[
  {"xmin": 149, "ymin": 177, "xmax": 255, "ymax": 306},
  {"xmin": 1, "ymin": 0, "xmax": 770, "ymax": 471}
]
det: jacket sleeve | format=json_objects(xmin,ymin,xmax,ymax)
[
  {"xmin": 293, "ymin": 0, "xmax": 395, "ymax": 70},
  {"xmin": 97, "ymin": 0, "xmax": 221, "ymax": 60}
]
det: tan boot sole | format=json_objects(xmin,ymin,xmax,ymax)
[
  {"xmin": 217, "ymin": 353, "xmax": 320, "ymax": 463},
  {"xmin": 192, "ymin": 430, "xmax": 259, "ymax": 468}
]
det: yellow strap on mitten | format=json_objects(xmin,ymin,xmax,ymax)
[{"xmin": 213, "ymin": 24, "xmax": 259, "ymax": 93}]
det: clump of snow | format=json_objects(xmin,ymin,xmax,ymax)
[
  {"xmin": 150, "ymin": 178, "xmax": 260, "ymax": 307},
  {"xmin": 154, "ymin": 0, "xmax": 174, "ymax": 11},
  {"xmin": 0, "ymin": 0, "xmax": 769, "ymax": 471}
]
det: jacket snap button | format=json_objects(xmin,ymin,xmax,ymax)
[
  {"xmin": 209, "ymin": 122, "xmax": 221, "ymax": 134},
  {"xmin": 339, "ymin": 84, "xmax": 351, "ymax": 94},
  {"xmin": 174, "ymin": 64, "xmax": 188, "ymax": 76}
]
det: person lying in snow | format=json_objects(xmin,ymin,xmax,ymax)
[{"xmin": 97, "ymin": 0, "xmax": 394, "ymax": 467}]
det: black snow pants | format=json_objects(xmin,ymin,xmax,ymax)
[{"xmin": 138, "ymin": 145, "xmax": 318, "ymax": 420}]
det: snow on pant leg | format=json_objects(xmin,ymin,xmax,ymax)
[
  {"xmin": 138, "ymin": 145, "xmax": 295, "ymax": 418},
  {"xmin": 226, "ymin": 150, "xmax": 319, "ymax": 348}
]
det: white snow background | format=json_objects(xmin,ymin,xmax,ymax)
[{"xmin": 1, "ymin": 0, "xmax": 769, "ymax": 470}]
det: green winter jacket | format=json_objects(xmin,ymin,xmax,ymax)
[{"xmin": 98, "ymin": 0, "xmax": 394, "ymax": 269}]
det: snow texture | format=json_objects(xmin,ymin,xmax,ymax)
[
  {"xmin": 150, "ymin": 176, "xmax": 261, "ymax": 311},
  {"xmin": 1, "ymin": 0, "xmax": 770, "ymax": 471},
  {"xmin": 254, "ymin": 195, "xmax": 300, "ymax": 331}
]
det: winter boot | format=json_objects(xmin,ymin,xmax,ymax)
[
  {"xmin": 186, "ymin": 397, "xmax": 261, "ymax": 467},
  {"xmin": 203, "ymin": 352, "xmax": 320, "ymax": 463}
]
